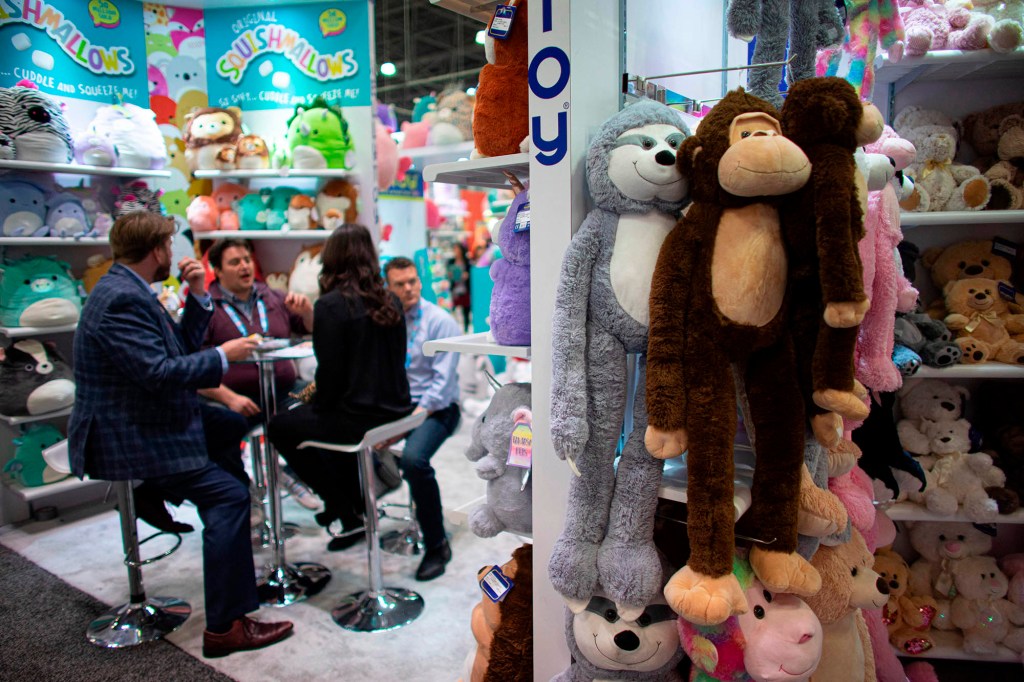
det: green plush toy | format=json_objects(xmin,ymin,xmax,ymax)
[
  {"xmin": 266, "ymin": 186, "xmax": 302, "ymax": 231},
  {"xmin": 0, "ymin": 255, "xmax": 82, "ymax": 327},
  {"xmin": 4, "ymin": 424, "xmax": 67, "ymax": 487},
  {"xmin": 283, "ymin": 97, "xmax": 354, "ymax": 170},
  {"xmin": 236, "ymin": 189, "xmax": 272, "ymax": 231}
]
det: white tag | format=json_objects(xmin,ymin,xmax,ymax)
[
  {"xmin": 480, "ymin": 565, "xmax": 514, "ymax": 602},
  {"xmin": 513, "ymin": 202, "xmax": 530, "ymax": 233}
]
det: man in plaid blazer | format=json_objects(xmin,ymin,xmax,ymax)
[{"xmin": 69, "ymin": 212, "xmax": 293, "ymax": 657}]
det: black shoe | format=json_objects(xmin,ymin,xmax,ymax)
[
  {"xmin": 416, "ymin": 541, "xmax": 452, "ymax": 581},
  {"xmin": 132, "ymin": 487, "xmax": 194, "ymax": 534},
  {"xmin": 327, "ymin": 529, "xmax": 365, "ymax": 552}
]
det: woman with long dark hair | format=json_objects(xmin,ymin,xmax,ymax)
[{"xmin": 269, "ymin": 224, "xmax": 412, "ymax": 550}]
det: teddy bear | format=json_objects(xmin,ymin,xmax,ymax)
[
  {"xmin": 894, "ymin": 106, "xmax": 991, "ymax": 212},
  {"xmin": 489, "ymin": 186, "xmax": 531, "ymax": 346},
  {"xmin": 1000, "ymin": 554, "xmax": 1024, "ymax": 607},
  {"xmin": 943, "ymin": 277, "xmax": 1024, "ymax": 364},
  {"xmin": 899, "ymin": 0, "xmax": 995, "ymax": 56},
  {"xmin": 973, "ymin": 0, "xmax": 1024, "ymax": 52},
  {"xmin": 472, "ymin": 0, "xmax": 530, "ymax": 157},
  {"xmin": 464, "ymin": 382, "xmax": 532, "ymax": 538},
  {"xmin": 874, "ymin": 547, "xmax": 939, "ymax": 655},
  {"xmin": 182, "ymin": 106, "xmax": 242, "ymax": 171},
  {"xmin": 803, "ymin": 528, "xmax": 890, "ymax": 682},
  {"xmin": 982, "ymin": 114, "xmax": 1024, "ymax": 210},
  {"xmin": 920, "ymin": 238, "xmax": 1019, "ymax": 318},
  {"xmin": 962, "ymin": 100, "xmax": 1024, "ymax": 168},
  {"xmin": 429, "ymin": 87, "xmax": 475, "ymax": 146},
  {"xmin": 907, "ymin": 520, "xmax": 995, "ymax": 601},
  {"xmin": 950, "ymin": 555, "xmax": 1024, "ymax": 655},
  {"xmin": 896, "ymin": 380, "xmax": 970, "ymax": 456}
]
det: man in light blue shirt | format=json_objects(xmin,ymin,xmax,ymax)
[{"xmin": 385, "ymin": 257, "xmax": 461, "ymax": 581}]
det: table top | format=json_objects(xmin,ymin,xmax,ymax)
[{"xmin": 234, "ymin": 339, "xmax": 315, "ymax": 364}]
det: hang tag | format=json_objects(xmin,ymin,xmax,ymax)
[
  {"xmin": 513, "ymin": 201, "xmax": 531, "ymax": 233},
  {"xmin": 488, "ymin": 4, "xmax": 517, "ymax": 40},
  {"xmin": 992, "ymin": 236, "xmax": 1019, "ymax": 260},
  {"xmin": 480, "ymin": 565, "xmax": 514, "ymax": 602},
  {"xmin": 999, "ymin": 281, "xmax": 1018, "ymax": 302},
  {"xmin": 507, "ymin": 414, "xmax": 532, "ymax": 469}
]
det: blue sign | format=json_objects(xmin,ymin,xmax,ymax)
[
  {"xmin": 381, "ymin": 169, "xmax": 424, "ymax": 199},
  {"xmin": 205, "ymin": 2, "xmax": 372, "ymax": 111},
  {"xmin": 0, "ymin": 0, "xmax": 149, "ymax": 106}
]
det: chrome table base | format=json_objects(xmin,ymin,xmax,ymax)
[
  {"xmin": 332, "ymin": 588, "xmax": 424, "ymax": 632},
  {"xmin": 86, "ymin": 597, "xmax": 191, "ymax": 648}
]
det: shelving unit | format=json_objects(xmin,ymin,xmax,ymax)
[
  {"xmin": 911, "ymin": 365, "xmax": 1024, "ymax": 380},
  {"xmin": 400, "ymin": 141, "xmax": 476, "ymax": 167},
  {"xmin": 423, "ymin": 332, "xmax": 531, "ymax": 358},
  {"xmin": 0, "ymin": 406, "xmax": 74, "ymax": 426},
  {"xmin": 192, "ymin": 168, "xmax": 352, "ymax": 180},
  {"xmin": 900, "ymin": 210, "xmax": 1024, "ymax": 227},
  {"xmin": 0, "ymin": 237, "xmax": 109, "ymax": 246},
  {"xmin": 894, "ymin": 630, "xmax": 1020, "ymax": 663},
  {"xmin": 445, "ymin": 495, "xmax": 533, "ymax": 540},
  {"xmin": 874, "ymin": 49, "xmax": 1024, "ymax": 88},
  {"xmin": 883, "ymin": 500, "xmax": 1024, "ymax": 524},
  {"xmin": 3, "ymin": 476, "xmax": 106, "ymax": 504},
  {"xmin": 0, "ymin": 323, "xmax": 78, "ymax": 339},
  {"xmin": 423, "ymin": 154, "xmax": 530, "ymax": 189},
  {"xmin": 428, "ymin": 0, "xmax": 493, "ymax": 23},
  {"xmin": 0, "ymin": 159, "xmax": 171, "ymax": 178},
  {"xmin": 197, "ymin": 230, "xmax": 333, "ymax": 241}
]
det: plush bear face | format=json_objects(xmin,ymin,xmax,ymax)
[
  {"xmin": 164, "ymin": 55, "xmax": 205, "ymax": 100},
  {"xmin": 923, "ymin": 240, "xmax": 1013, "ymax": 289},
  {"xmin": 874, "ymin": 549, "xmax": 911, "ymax": 599},
  {"xmin": 909, "ymin": 521, "xmax": 994, "ymax": 562},
  {"xmin": 952, "ymin": 556, "xmax": 1009, "ymax": 601},
  {"xmin": 573, "ymin": 593, "xmax": 680, "ymax": 673},
  {"xmin": 944, "ymin": 277, "xmax": 1017, "ymax": 319},
  {"xmin": 907, "ymin": 125, "xmax": 957, "ymax": 165},
  {"xmin": 997, "ymin": 115, "xmax": 1024, "ymax": 162},
  {"xmin": 921, "ymin": 418, "xmax": 973, "ymax": 455},
  {"xmin": 183, "ymin": 107, "xmax": 241, "ymax": 146},
  {"xmin": 806, "ymin": 529, "xmax": 889, "ymax": 624},
  {"xmin": 899, "ymin": 380, "xmax": 969, "ymax": 423}
]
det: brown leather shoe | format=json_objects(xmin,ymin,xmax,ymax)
[{"xmin": 202, "ymin": 616, "xmax": 294, "ymax": 658}]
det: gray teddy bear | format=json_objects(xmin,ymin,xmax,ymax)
[{"xmin": 465, "ymin": 382, "xmax": 532, "ymax": 538}]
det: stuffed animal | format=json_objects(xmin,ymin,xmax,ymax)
[
  {"xmin": 210, "ymin": 182, "xmax": 246, "ymax": 231},
  {"xmin": 920, "ymin": 238, "xmax": 1018, "ymax": 318},
  {"xmin": 874, "ymin": 547, "xmax": 939, "ymax": 655},
  {"xmin": 375, "ymin": 121, "xmax": 409, "ymax": 190},
  {"xmin": 266, "ymin": 187, "xmax": 301, "ymax": 231},
  {"xmin": 182, "ymin": 106, "xmax": 242, "ymax": 171},
  {"xmin": 235, "ymin": 134, "xmax": 270, "ymax": 170},
  {"xmin": 73, "ymin": 132, "xmax": 116, "ymax": 167},
  {"xmin": 0, "ymin": 255, "xmax": 81, "ymax": 327},
  {"xmin": 283, "ymin": 97, "xmax": 354, "ymax": 169},
  {"xmin": 803, "ymin": 528, "xmax": 889, "ymax": 682},
  {"xmin": 473, "ymin": 0, "xmax": 529, "ymax": 157},
  {"xmin": 899, "ymin": 0, "xmax": 996, "ymax": 55},
  {"xmin": 430, "ymin": 87, "xmax": 475, "ymax": 145},
  {"xmin": 1000, "ymin": 553, "xmax": 1024, "ymax": 607},
  {"xmin": 0, "ymin": 340, "xmax": 74, "ymax": 416},
  {"xmin": 83, "ymin": 104, "xmax": 167, "ymax": 170},
  {"xmin": 316, "ymin": 178, "xmax": 359, "ymax": 225},
  {"xmin": 894, "ymin": 107, "xmax": 991, "ymax": 212},
  {"xmin": 907, "ymin": 520, "xmax": 995, "ymax": 601},
  {"xmin": 464, "ymin": 383, "xmax": 532, "ymax": 538},
  {"xmin": 982, "ymin": 114, "xmax": 1024, "ymax": 210},
  {"xmin": 186, "ymin": 195, "xmax": 219, "ymax": 232},
  {"xmin": 264, "ymin": 272, "xmax": 289, "ymax": 293},
  {"xmin": 286, "ymin": 194, "xmax": 318, "ymax": 231},
  {"xmin": 914, "ymin": 448, "xmax": 1006, "ymax": 521},
  {"xmin": 892, "ymin": 314, "xmax": 962, "ymax": 369},
  {"xmin": 854, "ymin": 391, "xmax": 928, "ymax": 499},
  {"xmin": 111, "ymin": 181, "xmax": 163, "ymax": 217},
  {"xmin": 943, "ymin": 277, "xmax": 1024, "ymax": 364},
  {"xmin": 81, "ymin": 255, "xmax": 113, "ymax": 294},
  {"xmin": 236, "ymin": 190, "xmax": 271, "ymax": 230},
  {"xmin": 896, "ymin": 380, "xmax": 970, "ymax": 456},
  {"xmin": 678, "ymin": 553, "xmax": 823, "ymax": 682},
  {"xmin": 548, "ymin": 101, "xmax": 691, "ymax": 619},
  {"xmin": 289, "ymin": 245, "xmax": 323, "ymax": 304},
  {"xmin": 0, "ymin": 180, "xmax": 47, "ymax": 237},
  {"xmin": 815, "ymin": 0, "xmax": 906, "ymax": 100},
  {"xmin": 950, "ymin": 555, "xmax": 1024, "ymax": 655},
  {"xmin": 490, "ymin": 187, "xmax": 530, "ymax": 346},
  {"xmin": 973, "ymin": 0, "xmax": 1024, "ymax": 52},
  {"xmin": 962, "ymin": 100, "xmax": 1024, "ymax": 167},
  {"xmin": 3, "ymin": 424, "xmax": 67, "ymax": 487},
  {"xmin": 0, "ymin": 83, "xmax": 73, "ymax": 163},
  {"xmin": 45, "ymin": 192, "xmax": 89, "ymax": 238},
  {"xmin": 400, "ymin": 120, "xmax": 432, "ymax": 149}
]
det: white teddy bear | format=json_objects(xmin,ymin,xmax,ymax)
[
  {"xmin": 951, "ymin": 555, "xmax": 1024, "ymax": 655},
  {"xmin": 908, "ymin": 521, "xmax": 994, "ymax": 601},
  {"xmin": 972, "ymin": 0, "xmax": 1024, "ymax": 53},
  {"xmin": 896, "ymin": 380, "xmax": 970, "ymax": 456},
  {"xmin": 894, "ymin": 106, "xmax": 991, "ymax": 212}
]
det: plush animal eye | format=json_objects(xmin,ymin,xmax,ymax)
[
  {"xmin": 741, "ymin": 131, "xmax": 752, "ymax": 138},
  {"xmin": 51, "ymin": 276, "xmax": 57, "ymax": 281},
  {"xmin": 603, "ymin": 608, "xmax": 618, "ymax": 623},
  {"xmin": 27, "ymin": 105, "xmax": 51, "ymax": 123},
  {"xmin": 22, "ymin": 279, "xmax": 29, "ymax": 284},
  {"xmin": 635, "ymin": 613, "xmax": 652, "ymax": 627},
  {"xmin": 958, "ymin": 535, "xmax": 965, "ymax": 540},
  {"xmin": 939, "ymin": 534, "xmax": 947, "ymax": 541},
  {"xmin": 852, "ymin": 567, "xmax": 859, "ymax": 577},
  {"xmin": 958, "ymin": 261, "xmax": 967, "ymax": 269},
  {"xmin": 879, "ymin": 572, "xmax": 887, "ymax": 578},
  {"xmin": 641, "ymin": 137, "xmax": 654, "ymax": 149},
  {"xmin": 753, "ymin": 605, "xmax": 765, "ymax": 619},
  {"xmin": 9, "ymin": 198, "xmax": 14, "ymax": 203},
  {"xmin": 982, "ymin": 260, "xmax": 990, "ymax": 266},
  {"xmin": 666, "ymin": 133, "xmax": 684, "ymax": 149},
  {"xmin": 763, "ymin": 590, "xmax": 773, "ymax": 603}
]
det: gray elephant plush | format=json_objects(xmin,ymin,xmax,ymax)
[{"xmin": 465, "ymin": 382, "xmax": 532, "ymax": 538}]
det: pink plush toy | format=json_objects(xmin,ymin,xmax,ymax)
[
  {"xmin": 186, "ymin": 195, "xmax": 219, "ymax": 232},
  {"xmin": 376, "ymin": 122, "xmax": 411, "ymax": 190},
  {"xmin": 400, "ymin": 120, "xmax": 431, "ymax": 149},
  {"xmin": 899, "ymin": 0, "xmax": 994, "ymax": 55},
  {"xmin": 211, "ymin": 183, "xmax": 247, "ymax": 231}
]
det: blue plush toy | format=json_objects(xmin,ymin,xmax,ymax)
[
  {"xmin": 237, "ymin": 189, "xmax": 272, "ymax": 230},
  {"xmin": 489, "ymin": 186, "xmax": 531, "ymax": 346},
  {"xmin": 4, "ymin": 424, "xmax": 68, "ymax": 487},
  {"xmin": 45, "ymin": 192, "xmax": 90, "ymax": 238},
  {"xmin": 0, "ymin": 255, "xmax": 81, "ymax": 327},
  {"xmin": 0, "ymin": 180, "xmax": 48, "ymax": 237}
]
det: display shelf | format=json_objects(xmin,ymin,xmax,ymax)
[
  {"xmin": 400, "ymin": 141, "xmax": 476, "ymax": 166},
  {"xmin": 658, "ymin": 458, "xmax": 753, "ymax": 520},
  {"xmin": 0, "ymin": 406, "xmax": 73, "ymax": 426},
  {"xmin": 428, "ymin": 0, "xmax": 495, "ymax": 23},
  {"xmin": 875, "ymin": 48, "xmax": 1024, "ymax": 88},
  {"xmin": 894, "ymin": 630, "xmax": 1020, "ymax": 662},
  {"xmin": 912, "ymin": 364, "xmax": 1024, "ymax": 379},
  {"xmin": 0, "ymin": 236, "xmax": 109, "ymax": 246},
  {"xmin": 4, "ymin": 476, "xmax": 105, "ymax": 503},
  {"xmin": 900, "ymin": 210, "xmax": 1024, "ymax": 227},
  {"xmin": 0, "ymin": 159, "xmax": 171, "ymax": 178},
  {"xmin": 423, "ymin": 332, "xmax": 531, "ymax": 358},
  {"xmin": 0, "ymin": 323, "xmax": 78, "ymax": 339},
  {"xmin": 883, "ymin": 500, "xmax": 1024, "ymax": 524},
  {"xmin": 197, "ymin": 230, "xmax": 332, "ymax": 241},
  {"xmin": 192, "ymin": 168, "xmax": 351, "ymax": 180},
  {"xmin": 444, "ymin": 495, "xmax": 532, "ymax": 540},
  {"xmin": 423, "ymin": 153, "xmax": 530, "ymax": 189}
]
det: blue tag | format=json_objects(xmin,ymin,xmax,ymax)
[
  {"xmin": 479, "ymin": 565, "xmax": 514, "ymax": 602},
  {"xmin": 992, "ymin": 236, "xmax": 1018, "ymax": 259},
  {"xmin": 513, "ymin": 202, "xmax": 530, "ymax": 233},
  {"xmin": 488, "ymin": 4, "xmax": 517, "ymax": 40},
  {"xmin": 998, "ymin": 281, "xmax": 1018, "ymax": 302}
]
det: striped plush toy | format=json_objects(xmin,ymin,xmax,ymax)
[{"xmin": 817, "ymin": 0, "xmax": 906, "ymax": 100}]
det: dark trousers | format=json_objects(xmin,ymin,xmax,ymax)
[
  {"xmin": 147, "ymin": 461, "xmax": 259, "ymax": 631},
  {"xmin": 401, "ymin": 403, "xmax": 461, "ymax": 549},
  {"xmin": 202, "ymin": 403, "xmax": 250, "ymax": 485}
]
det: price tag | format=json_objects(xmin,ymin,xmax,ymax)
[
  {"xmin": 999, "ymin": 281, "xmax": 1018, "ymax": 302},
  {"xmin": 488, "ymin": 4, "xmax": 517, "ymax": 40},
  {"xmin": 513, "ymin": 201, "xmax": 531, "ymax": 233},
  {"xmin": 479, "ymin": 565, "xmax": 514, "ymax": 602},
  {"xmin": 992, "ymin": 236, "xmax": 1019, "ymax": 259},
  {"xmin": 507, "ymin": 414, "xmax": 532, "ymax": 469}
]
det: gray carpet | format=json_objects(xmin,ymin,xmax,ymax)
[{"xmin": 0, "ymin": 543, "xmax": 233, "ymax": 682}]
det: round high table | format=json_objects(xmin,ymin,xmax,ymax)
[{"xmin": 246, "ymin": 340, "xmax": 331, "ymax": 606}]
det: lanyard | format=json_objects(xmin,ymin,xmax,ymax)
[
  {"xmin": 405, "ymin": 305, "xmax": 423, "ymax": 369},
  {"xmin": 221, "ymin": 298, "xmax": 268, "ymax": 337}
]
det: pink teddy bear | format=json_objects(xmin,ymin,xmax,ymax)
[{"xmin": 899, "ymin": 0, "xmax": 994, "ymax": 55}]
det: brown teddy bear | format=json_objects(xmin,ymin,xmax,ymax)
[
  {"xmin": 873, "ymin": 547, "xmax": 939, "ymax": 656},
  {"xmin": 962, "ymin": 100, "xmax": 1024, "ymax": 169},
  {"xmin": 472, "ymin": 0, "xmax": 529, "ymax": 158},
  {"xmin": 983, "ymin": 114, "xmax": 1024, "ymax": 211},
  {"xmin": 943, "ymin": 277, "xmax": 1024, "ymax": 364},
  {"xmin": 921, "ymin": 238, "xmax": 1018, "ymax": 318},
  {"xmin": 182, "ymin": 106, "xmax": 242, "ymax": 172}
]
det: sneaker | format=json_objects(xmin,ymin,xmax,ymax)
[{"xmin": 279, "ymin": 468, "xmax": 321, "ymax": 511}]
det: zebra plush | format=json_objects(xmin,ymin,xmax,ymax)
[{"xmin": 0, "ymin": 81, "xmax": 73, "ymax": 163}]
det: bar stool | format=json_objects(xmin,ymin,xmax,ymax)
[
  {"xmin": 377, "ymin": 442, "xmax": 424, "ymax": 557},
  {"xmin": 298, "ymin": 410, "xmax": 427, "ymax": 632},
  {"xmin": 86, "ymin": 481, "xmax": 191, "ymax": 648}
]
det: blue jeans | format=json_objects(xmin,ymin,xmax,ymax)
[{"xmin": 400, "ymin": 403, "xmax": 461, "ymax": 549}]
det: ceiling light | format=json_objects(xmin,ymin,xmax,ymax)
[
  {"xmin": 475, "ymin": 30, "xmax": 486, "ymax": 45},
  {"xmin": 380, "ymin": 62, "xmax": 397, "ymax": 77},
  {"xmin": 467, "ymin": 87, "xmax": 477, "ymax": 96}
]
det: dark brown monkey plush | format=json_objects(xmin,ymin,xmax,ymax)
[
  {"xmin": 645, "ymin": 89, "xmax": 819, "ymax": 626},
  {"xmin": 779, "ymin": 77, "xmax": 885, "ymax": 446}
]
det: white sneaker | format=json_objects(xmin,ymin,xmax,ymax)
[{"xmin": 279, "ymin": 469, "xmax": 322, "ymax": 511}]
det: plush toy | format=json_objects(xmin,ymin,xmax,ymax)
[
  {"xmin": 893, "ymin": 310, "xmax": 962, "ymax": 368},
  {"xmin": 950, "ymin": 555, "xmax": 1024, "ymax": 655},
  {"xmin": 464, "ymin": 383, "xmax": 532, "ymax": 538},
  {"xmin": 316, "ymin": 178, "xmax": 359, "ymax": 225},
  {"xmin": 83, "ymin": 104, "xmax": 167, "ymax": 170},
  {"xmin": 548, "ymin": 101, "xmax": 691, "ymax": 619},
  {"xmin": 899, "ymin": 0, "xmax": 995, "ymax": 55},
  {"xmin": 73, "ymin": 132, "xmax": 116, "ymax": 167},
  {"xmin": 645, "ymin": 90, "xmax": 815, "ymax": 625},
  {"xmin": 376, "ymin": 121, "xmax": 409, "ymax": 190},
  {"xmin": 289, "ymin": 245, "xmax": 324, "ymax": 304},
  {"xmin": 3, "ymin": 424, "xmax": 67, "ymax": 487},
  {"xmin": 896, "ymin": 380, "xmax": 970, "ymax": 456},
  {"xmin": 0, "ymin": 180, "xmax": 47, "ymax": 237},
  {"xmin": 266, "ymin": 187, "xmax": 301, "ymax": 231},
  {"xmin": 972, "ymin": 0, "xmax": 1024, "ymax": 51},
  {"xmin": 920, "ymin": 238, "xmax": 1018, "ymax": 316},
  {"xmin": 44, "ymin": 192, "xmax": 89, "ymax": 238},
  {"xmin": 943, "ymin": 277, "xmax": 1024, "ymax": 364},
  {"xmin": 873, "ymin": 547, "xmax": 939, "ymax": 655},
  {"xmin": 490, "ymin": 187, "xmax": 530, "ymax": 346},
  {"xmin": 678, "ymin": 553, "xmax": 823, "ymax": 682},
  {"xmin": 111, "ymin": 181, "xmax": 163, "ymax": 217},
  {"xmin": 0, "ymin": 132, "xmax": 15, "ymax": 160},
  {"xmin": 236, "ymin": 190, "xmax": 271, "ymax": 231},
  {"xmin": 982, "ymin": 114, "xmax": 1024, "ymax": 210},
  {"xmin": 182, "ymin": 106, "xmax": 242, "ymax": 171},
  {"xmin": 235, "ymin": 134, "xmax": 270, "ymax": 170},
  {"xmin": 0, "ymin": 340, "xmax": 74, "ymax": 416},
  {"xmin": 81, "ymin": 255, "xmax": 113, "ymax": 294},
  {"xmin": 430, "ymin": 87, "xmax": 475, "ymax": 145},
  {"xmin": 186, "ymin": 195, "xmax": 219, "ymax": 233},
  {"xmin": 907, "ymin": 520, "xmax": 996, "ymax": 601},
  {"xmin": 815, "ymin": 0, "xmax": 906, "ymax": 100},
  {"xmin": 803, "ymin": 528, "xmax": 889, "ymax": 682},
  {"xmin": 461, "ymin": 544, "xmax": 533, "ymax": 682},
  {"xmin": 852, "ymin": 390, "xmax": 927, "ymax": 499},
  {"xmin": 1000, "ymin": 553, "xmax": 1024, "ymax": 607},
  {"xmin": 473, "ymin": 0, "xmax": 529, "ymax": 157},
  {"xmin": 284, "ymin": 97, "xmax": 354, "ymax": 170},
  {"xmin": 286, "ymin": 194, "xmax": 318, "ymax": 231},
  {"xmin": 962, "ymin": 100, "xmax": 1024, "ymax": 167},
  {"xmin": 210, "ymin": 182, "xmax": 246, "ymax": 231},
  {"xmin": 400, "ymin": 120, "xmax": 432, "ymax": 150},
  {"xmin": 0, "ymin": 83, "xmax": 73, "ymax": 163},
  {"xmin": 0, "ymin": 255, "xmax": 81, "ymax": 327},
  {"xmin": 894, "ymin": 107, "xmax": 991, "ymax": 212}
]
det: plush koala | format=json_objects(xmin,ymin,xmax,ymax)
[
  {"xmin": 950, "ymin": 555, "xmax": 1024, "ymax": 655},
  {"xmin": 907, "ymin": 521, "xmax": 996, "ymax": 601},
  {"xmin": 896, "ymin": 380, "xmax": 969, "ymax": 455},
  {"xmin": 464, "ymin": 383, "xmax": 532, "ymax": 538},
  {"xmin": 0, "ymin": 340, "xmax": 75, "ymax": 416},
  {"xmin": 164, "ymin": 55, "xmax": 206, "ymax": 101},
  {"xmin": 943, "ymin": 278, "xmax": 1024, "ymax": 364},
  {"xmin": 874, "ymin": 547, "xmax": 939, "ymax": 656}
]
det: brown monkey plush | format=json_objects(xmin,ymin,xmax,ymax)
[
  {"xmin": 779, "ymin": 77, "xmax": 885, "ymax": 446},
  {"xmin": 646, "ymin": 89, "xmax": 818, "ymax": 626}
]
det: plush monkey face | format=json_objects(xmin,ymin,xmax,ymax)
[
  {"xmin": 717, "ymin": 112, "xmax": 810, "ymax": 197},
  {"xmin": 606, "ymin": 124, "xmax": 687, "ymax": 203},
  {"xmin": 573, "ymin": 594, "xmax": 679, "ymax": 672},
  {"xmin": 856, "ymin": 102, "xmax": 885, "ymax": 147}
]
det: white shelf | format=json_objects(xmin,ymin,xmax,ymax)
[
  {"xmin": 912, "ymin": 365, "xmax": 1024, "ymax": 379},
  {"xmin": 894, "ymin": 630, "xmax": 1020, "ymax": 662},
  {"xmin": 423, "ymin": 153, "xmax": 530, "ymax": 189},
  {"xmin": 428, "ymin": 0, "xmax": 494, "ymax": 23},
  {"xmin": 0, "ymin": 237, "xmax": 109, "ymax": 246},
  {"xmin": 0, "ymin": 159, "xmax": 171, "ymax": 178},
  {"xmin": 658, "ymin": 458, "xmax": 753, "ymax": 520},
  {"xmin": 883, "ymin": 500, "xmax": 1024, "ymax": 524},
  {"xmin": 401, "ymin": 141, "xmax": 476, "ymax": 166},
  {"xmin": 423, "ymin": 332, "xmax": 531, "ymax": 358},
  {"xmin": 197, "ymin": 230, "xmax": 332, "ymax": 241},
  {"xmin": 0, "ymin": 323, "xmax": 77, "ymax": 338},
  {"xmin": 444, "ymin": 494, "xmax": 533, "ymax": 540},
  {"xmin": 0, "ymin": 406, "xmax": 73, "ymax": 426},
  {"xmin": 875, "ymin": 48, "xmax": 1024, "ymax": 88},
  {"xmin": 193, "ymin": 168, "xmax": 352, "ymax": 180},
  {"xmin": 901, "ymin": 210, "xmax": 1024, "ymax": 227},
  {"xmin": 4, "ymin": 476, "xmax": 105, "ymax": 503}
]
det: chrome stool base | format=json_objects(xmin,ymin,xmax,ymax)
[
  {"xmin": 379, "ymin": 527, "xmax": 424, "ymax": 556},
  {"xmin": 257, "ymin": 561, "xmax": 331, "ymax": 606},
  {"xmin": 332, "ymin": 588, "xmax": 424, "ymax": 632},
  {"xmin": 252, "ymin": 520, "xmax": 300, "ymax": 548},
  {"xmin": 86, "ymin": 597, "xmax": 191, "ymax": 648}
]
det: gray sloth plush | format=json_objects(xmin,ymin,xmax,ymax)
[
  {"xmin": 548, "ymin": 101, "xmax": 690, "ymax": 619},
  {"xmin": 0, "ymin": 339, "xmax": 75, "ymax": 416},
  {"xmin": 464, "ymin": 382, "xmax": 532, "ymax": 538}
]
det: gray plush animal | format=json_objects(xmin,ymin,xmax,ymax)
[
  {"xmin": 464, "ymin": 382, "xmax": 532, "ymax": 537},
  {"xmin": 548, "ymin": 101, "xmax": 690, "ymax": 619}
]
